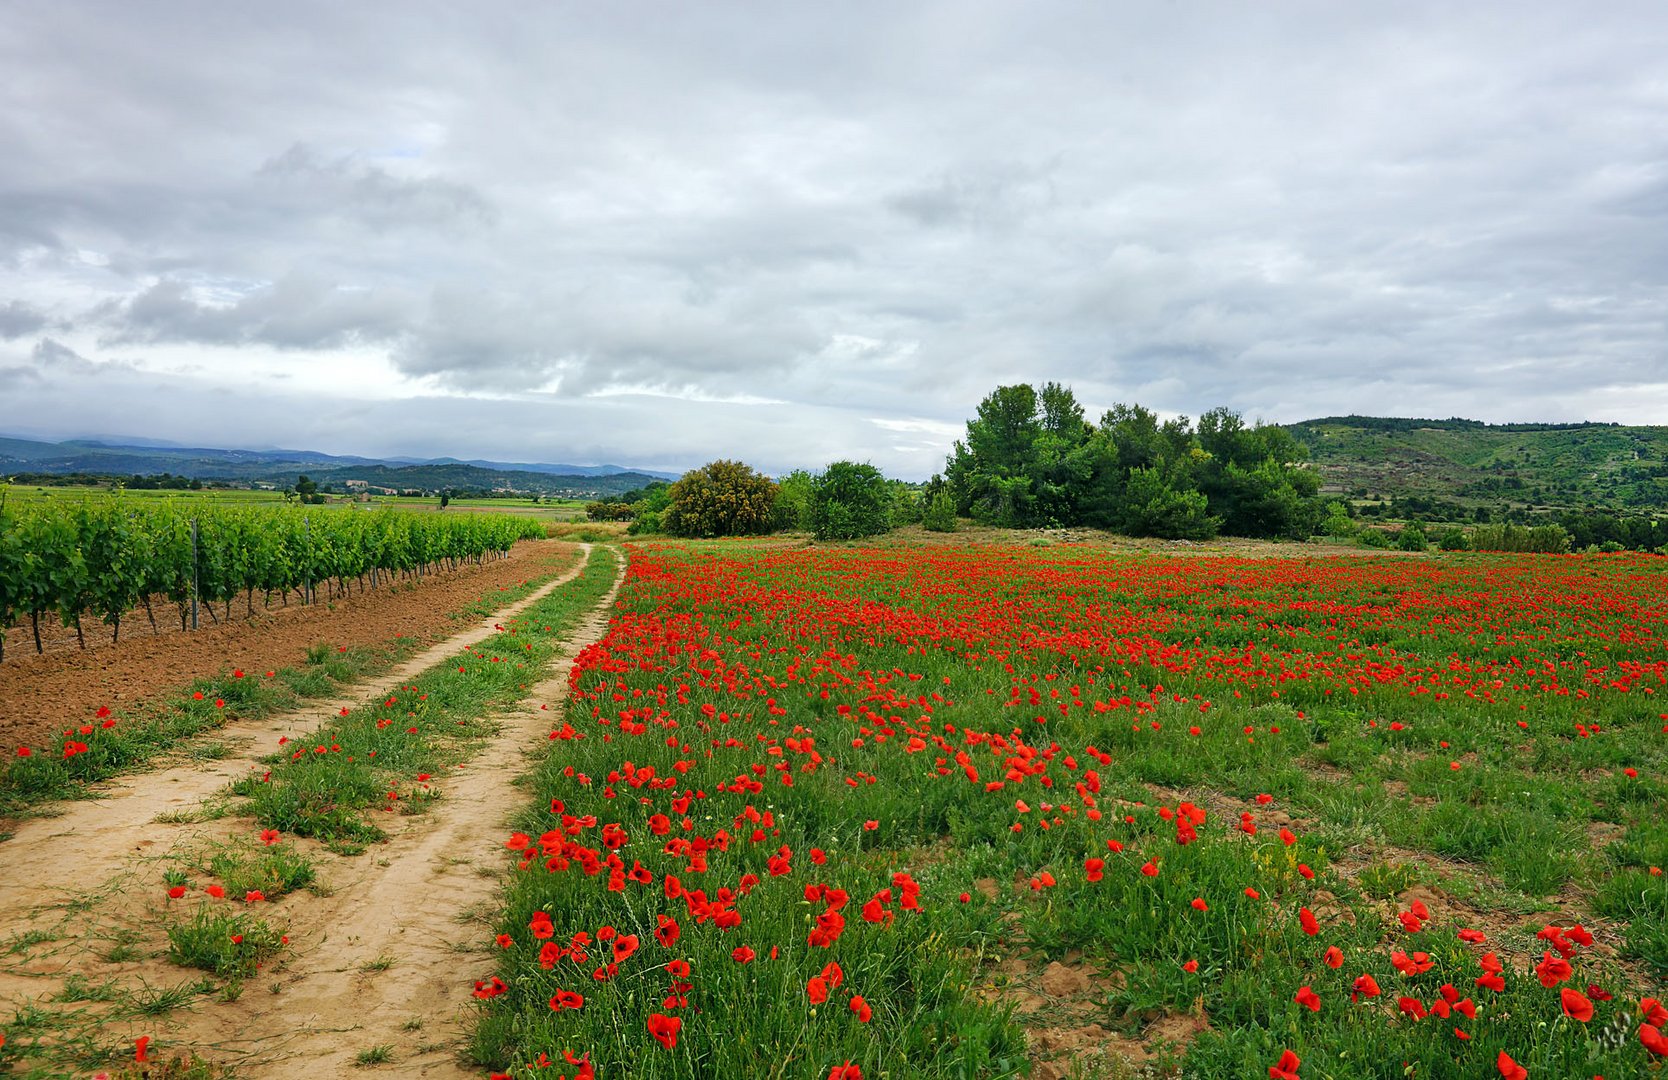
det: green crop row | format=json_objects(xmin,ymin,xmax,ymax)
[{"xmin": 0, "ymin": 491, "xmax": 544, "ymax": 660}]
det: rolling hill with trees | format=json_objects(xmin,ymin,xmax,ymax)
[{"xmin": 1284, "ymin": 416, "xmax": 1668, "ymax": 513}]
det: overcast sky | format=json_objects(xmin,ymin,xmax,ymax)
[{"xmin": 2, "ymin": 2, "xmax": 1665, "ymax": 478}]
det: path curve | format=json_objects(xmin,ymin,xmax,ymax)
[{"xmin": 0, "ymin": 543, "xmax": 625, "ymax": 1077}]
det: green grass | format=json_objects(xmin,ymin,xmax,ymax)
[
  {"xmin": 164, "ymin": 908, "xmax": 286, "ymax": 979},
  {"xmin": 353, "ymin": 1044, "xmax": 395, "ymax": 1066},
  {"xmin": 225, "ymin": 545, "xmax": 619, "ymax": 847}
]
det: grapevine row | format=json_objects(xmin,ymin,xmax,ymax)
[{"xmin": 0, "ymin": 496, "xmax": 544, "ymax": 661}]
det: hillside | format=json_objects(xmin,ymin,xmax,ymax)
[
  {"xmin": 1284, "ymin": 416, "xmax": 1668, "ymax": 512},
  {"xmin": 0, "ymin": 435, "xmax": 676, "ymax": 496}
]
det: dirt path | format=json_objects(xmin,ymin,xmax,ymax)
[
  {"xmin": 0, "ymin": 544, "xmax": 625, "ymax": 1077},
  {"xmin": 0, "ymin": 539, "xmax": 579, "ymax": 753}
]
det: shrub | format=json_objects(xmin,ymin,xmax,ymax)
[
  {"xmin": 585, "ymin": 501, "xmax": 635, "ymax": 522},
  {"xmin": 808, "ymin": 461, "xmax": 892, "ymax": 541},
  {"xmin": 662, "ymin": 461, "xmax": 777, "ymax": 538},
  {"xmin": 922, "ymin": 491, "xmax": 958, "ymax": 533},
  {"xmin": 1437, "ymin": 527, "xmax": 1470, "ymax": 551},
  {"xmin": 1397, "ymin": 523, "xmax": 1429, "ymax": 552},
  {"xmin": 1357, "ymin": 528, "xmax": 1393, "ymax": 549}
]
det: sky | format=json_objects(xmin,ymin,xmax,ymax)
[{"xmin": 2, "ymin": 2, "xmax": 1666, "ymax": 479}]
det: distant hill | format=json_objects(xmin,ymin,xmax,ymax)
[
  {"xmin": 0, "ymin": 435, "xmax": 678, "ymax": 496},
  {"xmin": 1284, "ymin": 416, "xmax": 1668, "ymax": 512}
]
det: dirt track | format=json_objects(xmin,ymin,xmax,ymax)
[
  {"xmin": 0, "ymin": 539, "xmax": 577, "ymax": 754},
  {"xmin": 0, "ymin": 543, "xmax": 626, "ymax": 1076}
]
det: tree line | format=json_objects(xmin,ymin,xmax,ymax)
[{"xmin": 587, "ymin": 382, "xmax": 1327, "ymax": 542}]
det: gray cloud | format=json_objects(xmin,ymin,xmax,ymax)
[
  {"xmin": 1, "ymin": 1, "xmax": 1666, "ymax": 477},
  {"xmin": 0, "ymin": 300, "xmax": 47, "ymax": 339},
  {"xmin": 99, "ymin": 275, "xmax": 414, "ymax": 350}
]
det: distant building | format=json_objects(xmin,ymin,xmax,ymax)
[{"xmin": 344, "ymin": 479, "xmax": 369, "ymax": 491}]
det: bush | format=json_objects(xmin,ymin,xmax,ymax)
[
  {"xmin": 1357, "ymin": 528, "xmax": 1393, "ymax": 549},
  {"xmin": 1437, "ymin": 527, "xmax": 1470, "ymax": 551},
  {"xmin": 808, "ymin": 461, "xmax": 892, "ymax": 541},
  {"xmin": 922, "ymin": 492, "xmax": 958, "ymax": 533},
  {"xmin": 662, "ymin": 461, "xmax": 777, "ymax": 538},
  {"xmin": 1397, "ymin": 524, "xmax": 1429, "ymax": 552},
  {"xmin": 626, "ymin": 510, "xmax": 664, "ymax": 536},
  {"xmin": 1320, "ymin": 502, "xmax": 1358, "ymax": 538},
  {"xmin": 771, "ymin": 470, "xmax": 814, "ymax": 532}
]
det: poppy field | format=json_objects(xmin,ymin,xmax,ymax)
[{"xmin": 473, "ymin": 542, "xmax": 1668, "ymax": 1079}]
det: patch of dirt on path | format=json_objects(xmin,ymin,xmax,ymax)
[
  {"xmin": 0, "ymin": 545, "xmax": 625, "ymax": 1078},
  {"xmin": 0, "ymin": 539, "xmax": 576, "ymax": 753}
]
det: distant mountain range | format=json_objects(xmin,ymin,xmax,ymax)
[
  {"xmin": 1284, "ymin": 416, "xmax": 1668, "ymax": 513},
  {"xmin": 0, "ymin": 434, "xmax": 679, "ymax": 497}
]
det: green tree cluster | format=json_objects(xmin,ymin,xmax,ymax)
[{"xmin": 945, "ymin": 384, "xmax": 1324, "ymax": 539}]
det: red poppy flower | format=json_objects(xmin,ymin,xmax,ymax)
[
  {"xmin": 1560, "ymin": 987, "xmax": 1594, "ymax": 1022},
  {"xmin": 1496, "ymin": 1050, "xmax": 1527, "ymax": 1080},
  {"xmin": 1294, "ymin": 985, "xmax": 1321, "ymax": 1012},
  {"xmin": 1299, "ymin": 908, "xmax": 1319, "ymax": 936},
  {"xmin": 1182, "ymin": 959, "xmax": 1199, "ymax": 973},
  {"xmin": 1534, "ymin": 951, "xmax": 1572, "ymax": 988},
  {"xmin": 732, "ymin": 945, "xmax": 755, "ymax": 963},
  {"xmin": 1642, "ymin": 1023, "xmax": 1668, "ymax": 1057},
  {"xmin": 647, "ymin": 1012, "xmax": 681, "ymax": 1049},
  {"xmin": 828, "ymin": 1063, "xmax": 861, "ymax": 1080},
  {"xmin": 849, "ymin": 995, "xmax": 872, "ymax": 1022},
  {"xmin": 167, "ymin": 885, "xmax": 186, "ymax": 899},
  {"xmin": 1642, "ymin": 998, "xmax": 1668, "ymax": 1028},
  {"xmin": 1323, "ymin": 946, "xmax": 1343, "ymax": 969},
  {"xmin": 548, "ymin": 989, "xmax": 584, "ymax": 1011},
  {"xmin": 1268, "ymin": 1048, "xmax": 1301, "ymax": 1080},
  {"xmin": 135, "ymin": 1036, "xmax": 150, "ymax": 1063},
  {"xmin": 1352, "ymin": 974, "xmax": 1380, "ymax": 1001}
]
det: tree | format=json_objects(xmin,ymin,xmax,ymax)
[
  {"xmin": 627, "ymin": 483, "xmax": 674, "ymax": 535},
  {"xmin": 1121, "ymin": 466, "xmax": 1219, "ymax": 539},
  {"xmin": 808, "ymin": 461, "xmax": 891, "ymax": 541},
  {"xmin": 922, "ymin": 491, "xmax": 958, "ymax": 533},
  {"xmin": 947, "ymin": 382, "xmax": 1094, "ymax": 528},
  {"xmin": 771, "ymin": 470, "xmax": 815, "ymax": 532},
  {"xmin": 1080, "ymin": 404, "xmax": 1199, "ymax": 529},
  {"xmin": 663, "ymin": 460, "xmax": 777, "ymax": 538}
]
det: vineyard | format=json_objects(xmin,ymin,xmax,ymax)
[{"xmin": 0, "ymin": 495, "xmax": 544, "ymax": 661}]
